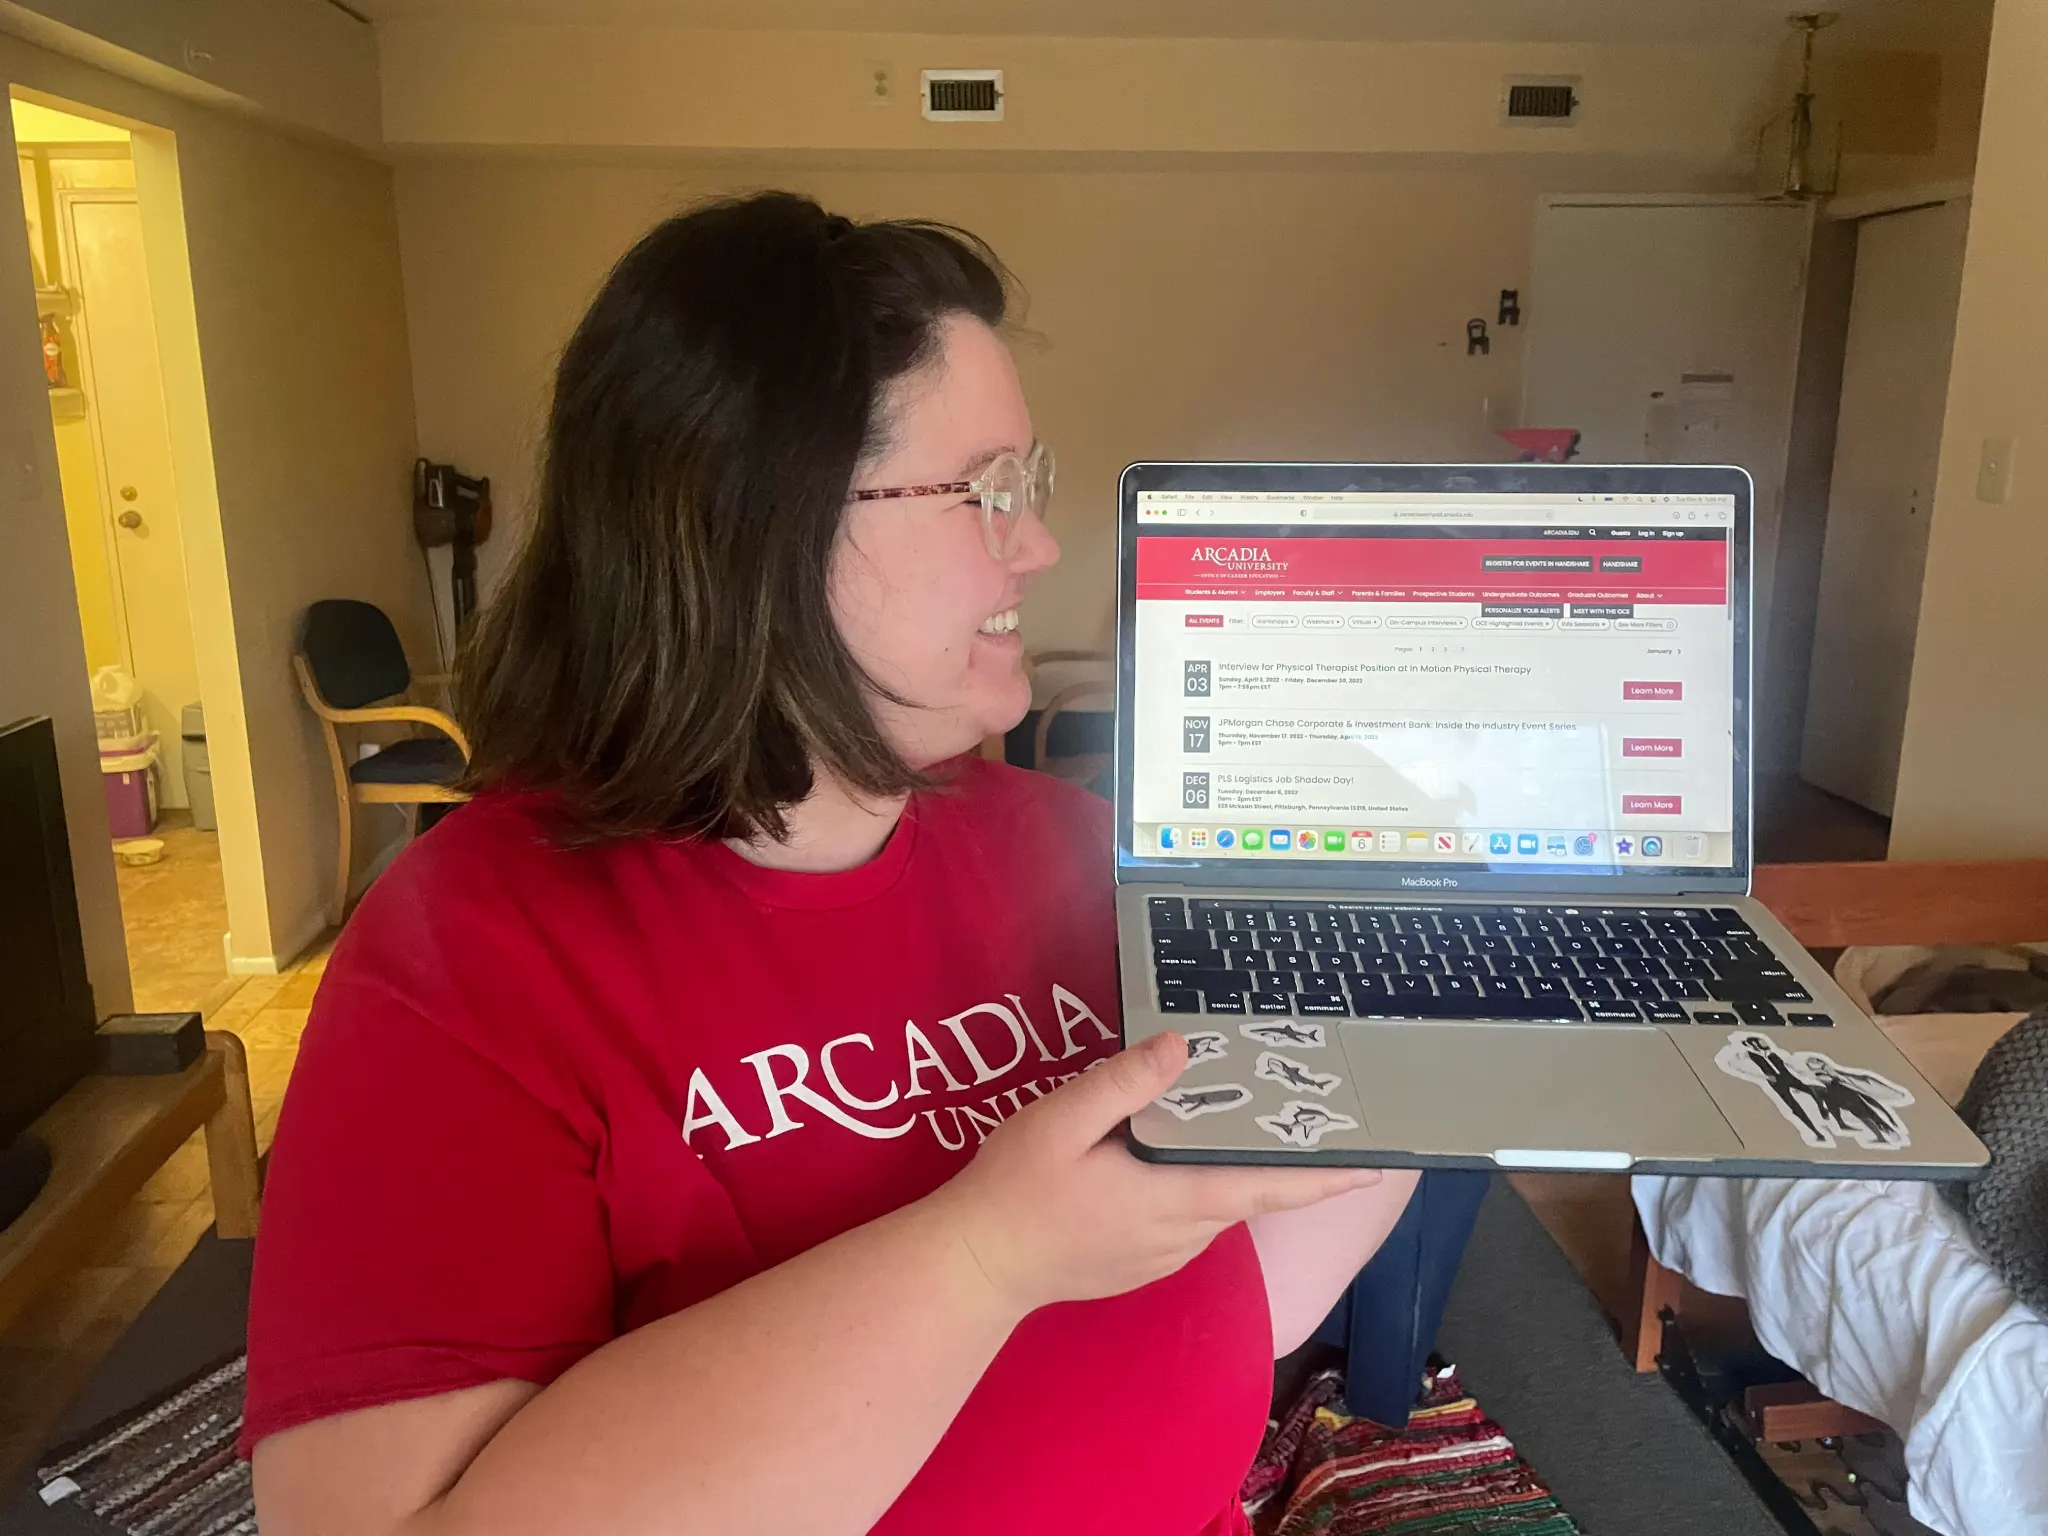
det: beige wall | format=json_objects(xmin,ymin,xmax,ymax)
[
  {"xmin": 1889, "ymin": 0, "xmax": 2048, "ymax": 859},
  {"xmin": 156, "ymin": 113, "xmax": 423, "ymax": 964},
  {"xmin": 396, "ymin": 154, "xmax": 1738, "ymax": 657},
  {"xmin": 0, "ymin": 34, "xmax": 424, "ymax": 977},
  {"xmin": 388, "ymin": 15, "xmax": 1987, "ymax": 661},
  {"xmin": 376, "ymin": 18, "xmax": 1986, "ymax": 189},
  {"xmin": 0, "ymin": 0, "xmax": 378, "ymax": 149},
  {"xmin": 1817, "ymin": 12, "xmax": 1993, "ymax": 199},
  {"xmin": 382, "ymin": 25, "xmax": 1779, "ymax": 165},
  {"xmin": 0, "ymin": 169, "xmax": 125, "ymax": 1015}
]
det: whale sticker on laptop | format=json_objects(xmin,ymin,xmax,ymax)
[{"xmin": 1156, "ymin": 1083, "xmax": 1253, "ymax": 1121}]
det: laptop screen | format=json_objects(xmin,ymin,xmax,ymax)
[{"xmin": 1119, "ymin": 468, "xmax": 1750, "ymax": 888}]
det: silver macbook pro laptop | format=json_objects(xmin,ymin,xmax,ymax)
[{"xmin": 1114, "ymin": 462, "xmax": 1987, "ymax": 1179}]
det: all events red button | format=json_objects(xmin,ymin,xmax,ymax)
[
  {"xmin": 1622, "ymin": 795, "xmax": 1683, "ymax": 815},
  {"xmin": 1623, "ymin": 738, "xmax": 1683, "ymax": 758},
  {"xmin": 1624, "ymin": 681, "xmax": 1683, "ymax": 700},
  {"xmin": 1184, "ymin": 614, "xmax": 1224, "ymax": 628}
]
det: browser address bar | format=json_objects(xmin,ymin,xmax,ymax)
[{"xmin": 1139, "ymin": 502, "xmax": 1731, "ymax": 526}]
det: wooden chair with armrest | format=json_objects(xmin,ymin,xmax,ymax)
[
  {"xmin": 294, "ymin": 598, "xmax": 471, "ymax": 925},
  {"xmin": 1621, "ymin": 857, "xmax": 2048, "ymax": 1431}
]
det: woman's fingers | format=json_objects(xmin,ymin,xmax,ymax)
[{"xmin": 1039, "ymin": 1032, "xmax": 1189, "ymax": 1152}]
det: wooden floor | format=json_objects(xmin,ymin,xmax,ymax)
[
  {"xmin": 112, "ymin": 811, "xmax": 237, "ymax": 1017},
  {"xmin": 0, "ymin": 940, "xmax": 321, "ymax": 1486}
]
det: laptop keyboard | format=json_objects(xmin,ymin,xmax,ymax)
[{"xmin": 1146, "ymin": 897, "xmax": 1827, "ymax": 1028}]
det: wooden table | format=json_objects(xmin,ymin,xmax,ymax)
[{"xmin": 0, "ymin": 1033, "xmax": 260, "ymax": 1337}]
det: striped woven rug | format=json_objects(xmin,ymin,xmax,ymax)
[
  {"xmin": 1242, "ymin": 1365, "xmax": 1581, "ymax": 1536},
  {"xmin": 34, "ymin": 1348, "xmax": 1568, "ymax": 1536},
  {"xmin": 34, "ymin": 1353, "xmax": 251, "ymax": 1536}
]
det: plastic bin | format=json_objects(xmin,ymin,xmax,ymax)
[
  {"xmin": 101, "ymin": 733, "xmax": 160, "ymax": 840},
  {"xmin": 180, "ymin": 702, "xmax": 215, "ymax": 831},
  {"xmin": 91, "ymin": 665, "xmax": 147, "ymax": 751}
]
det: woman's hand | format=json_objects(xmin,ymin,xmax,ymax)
[{"xmin": 928, "ymin": 1032, "xmax": 1382, "ymax": 1317}]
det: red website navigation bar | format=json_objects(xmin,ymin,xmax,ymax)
[{"xmin": 1136, "ymin": 536, "xmax": 1727, "ymax": 606}]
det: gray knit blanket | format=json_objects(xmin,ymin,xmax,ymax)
[{"xmin": 1951, "ymin": 1010, "xmax": 2048, "ymax": 1318}]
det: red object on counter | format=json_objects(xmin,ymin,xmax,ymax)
[{"xmin": 1497, "ymin": 427, "xmax": 1581, "ymax": 462}]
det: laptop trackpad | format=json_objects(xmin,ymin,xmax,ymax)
[{"xmin": 1340, "ymin": 1024, "xmax": 1743, "ymax": 1166}]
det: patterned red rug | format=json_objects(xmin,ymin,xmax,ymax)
[{"xmin": 1242, "ymin": 1365, "xmax": 1582, "ymax": 1535}]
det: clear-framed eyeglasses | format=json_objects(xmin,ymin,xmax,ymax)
[{"xmin": 849, "ymin": 441, "xmax": 1055, "ymax": 561}]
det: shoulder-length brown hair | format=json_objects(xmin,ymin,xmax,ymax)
[{"xmin": 456, "ymin": 192, "xmax": 1010, "ymax": 844}]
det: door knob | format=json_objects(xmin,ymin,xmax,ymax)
[
  {"xmin": 119, "ymin": 485, "xmax": 138, "ymax": 501},
  {"xmin": 118, "ymin": 510, "xmax": 142, "ymax": 529}
]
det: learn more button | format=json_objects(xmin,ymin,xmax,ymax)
[
  {"xmin": 1621, "ymin": 795, "xmax": 1683, "ymax": 815},
  {"xmin": 1623, "ymin": 681, "xmax": 1683, "ymax": 701},
  {"xmin": 1622, "ymin": 738, "xmax": 1683, "ymax": 758}
]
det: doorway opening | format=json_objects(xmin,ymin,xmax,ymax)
[{"xmin": 12, "ymin": 91, "xmax": 261, "ymax": 1014}]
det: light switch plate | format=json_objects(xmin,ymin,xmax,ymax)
[{"xmin": 1977, "ymin": 437, "xmax": 2015, "ymax": 503}]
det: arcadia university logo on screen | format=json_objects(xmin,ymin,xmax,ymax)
[{"xmin": 1188, "ymin": 545, "xmax": 1287, "ymax": 574}]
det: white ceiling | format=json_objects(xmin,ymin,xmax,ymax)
[{"xmin": 346, "ymin": 0, "xmax": 1981, "ymax": 50}]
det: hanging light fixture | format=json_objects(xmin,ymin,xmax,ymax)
[{"xmin": 1757, "ymin": 12, "xmax": 1842, "ymax": 200}]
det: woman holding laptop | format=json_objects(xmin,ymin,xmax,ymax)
[{"xmin": 243, "ymin": 193, "xmax": 1423, "ymax": 1535}]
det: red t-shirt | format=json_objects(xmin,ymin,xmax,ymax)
[{"xmin": 242, "ymin": 757, "xmax": 1270, "ymax": 1534}]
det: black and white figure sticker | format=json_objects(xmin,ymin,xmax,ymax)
[
  {"xmin": 1183, "ymin": 1031, "xmax": 1229, "ymax": 1067},
  {"xmin": 1240, "ymin": 1019, "xmax": 1327, "ymax": 1050},
  {"xmin": 1255, "ymin": 1051, "xmax": 1341, "ymax": 1098},
  {"xmin": 1156, "ymin": 1083, "xmax": 1253, "ymax": 1121},
  {"xmin": 1256, "ymin": 1100, "xmax": 1360, "ymax": 1149},
  {"xmin": 1713, "ymin": 1031, "xmax": 1915, "ymax": 1151}
]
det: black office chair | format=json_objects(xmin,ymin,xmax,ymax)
[{"xmin": 293, "ymin": 599, "xmax": 468, "ymax": 923}]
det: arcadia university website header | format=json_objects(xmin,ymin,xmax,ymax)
[{"xmin": 1130, "ymin": 490, "xmax": 1740, "ymax": 872}]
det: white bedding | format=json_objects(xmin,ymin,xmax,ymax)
[{"xmin": 1633, "ymin": 1173, "xmax": 2048, "ymax": 1536}]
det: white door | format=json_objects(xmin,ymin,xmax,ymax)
[
  {"xmin": 1800, "ymin": 199, "xmax": 1971, "ymax": 816},
  {"xmin": 65, "ymin": 192, "xmax": 200, "ymax": 808},
  {"xmin": 1521, "ymin": 200, "xmax": 1812, "ymax": 657}
]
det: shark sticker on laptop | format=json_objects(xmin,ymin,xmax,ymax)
[
  {"xmin": 1714, "ymin": 1031, "xmax": 1915, "ymax": 1151},
  {"xmin": 1182, "ymin": 1031, "xmax": 1230, "ymax": 1067},
  {"xmin": 1254, "ymin": 1052, "xmax": 1341, "ymax": 1097},
  {"xmin": 1239, "ymin": 1020, "xmax": 1327, "ymax": 1050},
  {"xmin": 1256, "ymin": 1100, "xmax": 1360, "ymax": 1148}
]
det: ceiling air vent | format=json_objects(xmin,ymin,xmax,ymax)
[
  {"xmin": 923, "ymin": 70, "xmax": 1004, "ymax": 122},
  {"xmin": 1503, "ymin": 77, "xmax": 1580, "ymax": 126}
]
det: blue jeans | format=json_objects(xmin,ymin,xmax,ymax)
[{"xmin": 1309, "ymin": 1169, "xmax": 1490, "ymax": 1426}]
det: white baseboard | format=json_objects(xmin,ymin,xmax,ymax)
[{"xmin": 224, "ymin": 902, "xmax": 331, "ymax": 976}]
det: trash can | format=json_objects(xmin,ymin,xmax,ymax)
[
  {"xmin": 181, "ymin": 702, "xmax": 216, "ymax": 832},
  {"xmin": 101, "ymin": 733, "xmax": 160, "ymax": 840}
]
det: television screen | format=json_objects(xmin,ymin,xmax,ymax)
[{"xmin": 0, "ymin": 716, "xmax": 98, "ymax": 1146}]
